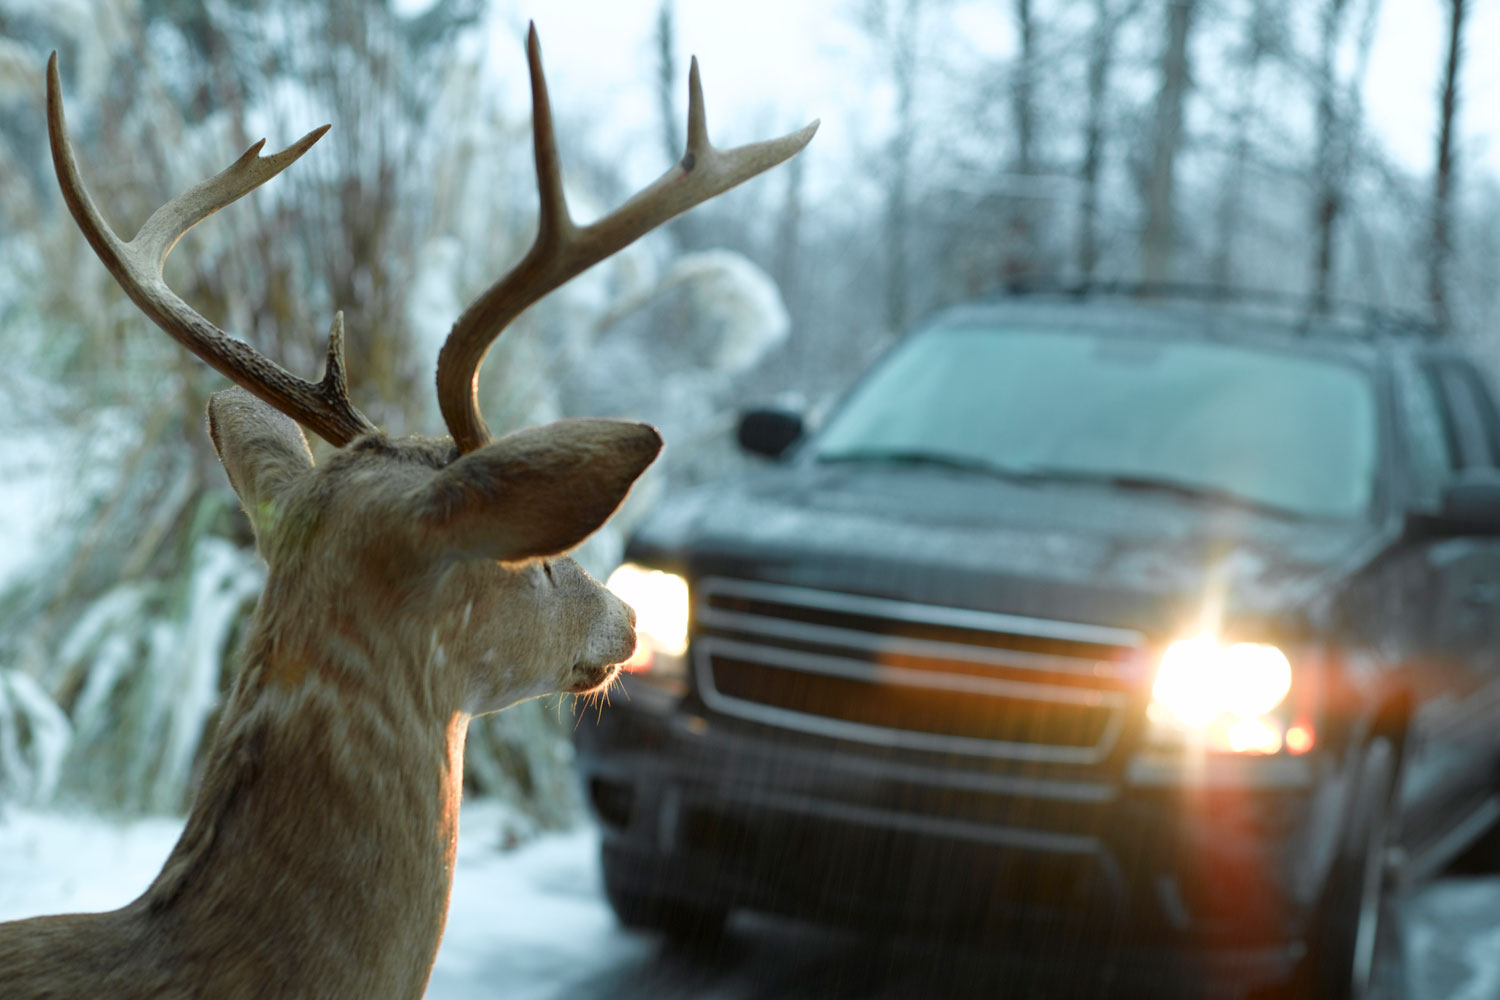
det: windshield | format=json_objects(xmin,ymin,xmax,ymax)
[{"xmin": 813, "ymin": 325, "xmax": 1380, "ymax": 520}]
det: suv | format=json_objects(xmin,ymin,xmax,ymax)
[{"xmin": 575, "ymin": 292, "xmax": 1500, "ymax": 996}]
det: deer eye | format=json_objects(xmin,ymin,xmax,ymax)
[{"xmin": 542, "ymin": 560, "xmax": 555, "ymax": 585}]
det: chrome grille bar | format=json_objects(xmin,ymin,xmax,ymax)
[{"xmin": 693, "ymin": 577, "xmax": 1144, "ymax": 762}]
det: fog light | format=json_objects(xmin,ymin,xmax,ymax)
[{"xmin": 1227, "ymin": 715, "xmax": 1284, "ymax": 755}]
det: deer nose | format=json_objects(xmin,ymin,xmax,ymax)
[{"xmin": 625, "ymin": 601, "xmax": 638, "ymax": 628}]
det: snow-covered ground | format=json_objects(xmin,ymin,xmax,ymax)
[
  {"xmin": 3, "ymin": 798, "xmax": 1500, "ymax": 999},
  {"xmin": 0, "ymin": 799, "xmax": 653, "ymax": 999}
]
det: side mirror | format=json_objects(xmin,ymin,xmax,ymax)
[
  {"xmin": 737, "ymin": 408, "xmax": 804, "ymax": 459},
  {"xmin": 1405, "ymin": 468, "xmax": 1500, "ymax": 538}
]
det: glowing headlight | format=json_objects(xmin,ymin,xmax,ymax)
[
  {"xmin": 1150, "ymin": 636, "xmax": 1293, "ymax": 731},
  {"xmin": 605, "ymin": 564, "xmax": 690, "ymax": 674}
]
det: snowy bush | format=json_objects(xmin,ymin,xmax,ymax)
[
  {"xmin": 0, "ymin": 669, "xmax": 71, "ymax": 808},
  {"xmin": 561, "ymin": 249, "xmax": 790, "ymax": 486},
  {"xmin": 51, "ymin": 533, "xmax": 264, "ymax": 814}
]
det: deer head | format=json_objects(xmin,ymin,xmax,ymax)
[
  {"xmin": 1, "ymin": 26, "xmax": 816, "ymax": 1000},
  {"xmin": 43, "ymin": 24, "xmax": 816, "ymax": 710}
]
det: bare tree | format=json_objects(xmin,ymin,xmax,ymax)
[
  {"xmin": 1003, "ymin": 0, "xmax": 1037, "ymax": 284},
  {"xmin": 860, "ymin": 0, "xmax": 923, "ymax": 332},
  {"xmin": 1078, "ymin": 0, "xmax": 1141, "ymax": 281},
  {"xmin": 773, "ymin": 147, "xmax": 807, "ymax": 310},
  {"xmin": 1141, "ymin": 0, "xmax": 1197, "ymax": 286},
  {"xmin": 1011, "ymin": 0, "xmax": 1035, "ymax": 178},
  {"xmin": 1430, "ymin": 0, "xmax": 1467, "ymax": 330},
  {"xmin": 1301, "ymin": 0, "xmax": 1382, "ymax": 311},
  {"xmin": 1311, "ymin": 0, "xmax": 1350, "ymax": 311},
  {"xmin": 1210, "ymin": 0, "xmax": 1282, "ymax": 287},
  {"xmin": 655, "ymin": 2, "xmax": 682, "ymax": 163},
  {"xmin": 655, "ymin": 0, "xmax": 697, "ymax": 251}
]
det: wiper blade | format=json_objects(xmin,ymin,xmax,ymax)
[
  {"xmin": 815, "ymin": 449, "xmax": 1038, "ymax": 482},
  {"xmin": 1018, "ymin": 468, "xmax": 1311, "ymax": 520}
]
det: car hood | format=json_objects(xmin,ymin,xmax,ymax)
[{"xmin": 628, "ymin": 462, "xmax": 1387, "ymax": 636}]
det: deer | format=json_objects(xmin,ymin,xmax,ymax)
[{"xmin": 0, "ymin": 26, "xmax": 815, "ymax": 1000}]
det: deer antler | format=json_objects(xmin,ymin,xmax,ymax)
[
  {"xmin": 45, "ymin": 53, "xmax": 376, "ymax": 447},
  {"xmin": 435, "ymin": 24, "xmax": 820, "ymax": 454}
]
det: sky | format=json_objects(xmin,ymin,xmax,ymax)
[{"xmin": 447, "ymin": 0, "xmax": 1500, "ymax": 196}]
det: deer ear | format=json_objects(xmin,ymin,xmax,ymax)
[
  {"xmin": 208, "ymin": 387, "xmax": 315, "ymax": 549},
  {"xmin": 420, "ymin": 419, "xmax": 662, "ymax": 562}
]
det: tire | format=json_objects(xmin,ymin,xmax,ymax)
[
  {"xmin": 1442, "ymin": 755, "xmax": 1500, "ymax": 876},
  {"xmin": 601, "ymin": 847, "xmax": 728, "ymax": 944},
  {"xmin": 1307, "ymin": 737, "xmax": 1405, "ymax": 1000}
]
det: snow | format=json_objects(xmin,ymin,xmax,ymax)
[
  {"xmin": 0, "ymin": 428, "xmax": 68, "ymax": 589},
  {"xmin": 0, "ymin": 798, "xmax": 651, "ymax": 999},
  {"xmin": 142, "ymin": 537, "xmax": 264, "ymax": 813},
  {"xmin": 40, "ymin": 533, "xmax": 266, "ymax": 814},
  {"xmin": 1405, "ymin": 878, "xmax": 1500, "ymax": 1000},
  {"xmin": 0, "ymin": 670, "xmax": 71, "ymax": 804},
  {"xmin": 426, "ymin": 805, "xmax": 653, "ymax": 1000},
  {"xmin": 3, "ymin": 797, "xmax": 1500, "ymax": 997}
]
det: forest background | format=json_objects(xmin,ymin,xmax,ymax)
[{"xmin": 0, "ymin": 0, "xmax": 1486, "ymax": 835}]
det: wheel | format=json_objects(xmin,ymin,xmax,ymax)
[
  {"xmin": 1307, "ymin": 737, "xmax": 1405, "ymax": 1000},
  {"xmin": 601, "ymin": 847, "xmax": 728, "ymax": 944}
]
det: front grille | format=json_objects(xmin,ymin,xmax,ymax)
[{"xmin": 694, "ymin": 578, "xmax": 1144, "ymax": 763}]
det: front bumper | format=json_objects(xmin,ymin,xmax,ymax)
[{"xmin": 576, "ymin": 679, "xmax": 1329, "ymax": 975}]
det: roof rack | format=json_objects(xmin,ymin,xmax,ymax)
[{"xmin": 989, "ymin": 279, "xmax": 1446, "ymax": 341}]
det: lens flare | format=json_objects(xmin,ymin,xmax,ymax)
[
  {"xmin": 605, "ymin": 564, "xmax": 690, "ymax": 658},
  {"xmin": 1149, "ymin": 636, "xmax": 1298, "ymax": 754},
  {"xmin": 1285, "ymin": 724, "xmax": 1315, "ymax": 754}
]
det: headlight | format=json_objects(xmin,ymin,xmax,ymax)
[
  {"xmin": 605, "ymin": 563, "xmax": 689, "ymax": 682},
  {"xmin": 1148, "ymin": 635, "xmax": 1296, "ymax": 754}
]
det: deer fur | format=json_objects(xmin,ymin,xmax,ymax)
[{"xmin": 0, "ymin": 387, "xmax": 660, "ymax": 999}]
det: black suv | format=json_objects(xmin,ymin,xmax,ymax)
[{"xmin": 576, "ymin": 292, "xmax": 1500, "ymax": 996}]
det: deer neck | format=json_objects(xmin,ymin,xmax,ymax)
[{"xmin": 136, "ymin": 609, "xmax": 468, "ymax": 997}]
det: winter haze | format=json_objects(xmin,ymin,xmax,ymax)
[{"xmin": 4, "ymin": 0, "xmax": 1500, "ymax": 997}]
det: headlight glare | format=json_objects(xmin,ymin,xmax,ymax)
[
  {"xmin": 1149, "ymin": 636, "xmax": 1294, "ymax": 753},
  {"xmin": 605, "ymin": 564, "xmax": 690, "ymax": 674}
]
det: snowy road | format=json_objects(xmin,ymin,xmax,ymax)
[
  {"xmin": 2, "ymin": 800, "xmax": 1499, "ymax": 999},
  {"xmin": 431, "ymin": 813, "xmax": 1500, "ymax": 1000}
]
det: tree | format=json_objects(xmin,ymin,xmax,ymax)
[
  {"xmin": 859, "ymin": 0, "xmax": 924, "ymax": 333},
  {"xmin": 1306, "ymin": 0, "xmax": 1381, "ymax": 313},
  {"xmin": 772, "ymin": 147, "xmax": 807, "ymax": 311},
  {"xmin": 1430, "ymin": 0, "xmax": 1467, "ymax": 330},
  {"xmin": 1141, "ymin": 0, "xmax": 1197, "ymax": 286},
  {"xmin": 653, "ymin": 0, "xmax": 697, "ymax": 251},
  {"xmin": 1002, "ymin": 0, "xmax": 1037, "ymax": 284},
  {"xmin": 1209, "ymin": 0, "xmax": 1283, "ymax": 288},
  {"xmin": 1078, "ymin": 0, "xmax": 1142, "ymax": 281}
]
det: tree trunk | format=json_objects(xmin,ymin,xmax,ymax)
[
  {"xmin": 654, "ymin": 1, "xmax": 695, "ymax": 250},
  {"xmin": 1004, "ymin": 0, "xmax": 1037, "ymax": 285},
  {"xmin": 1210, "ymin": 0, "xmax": 1275, "ymax": 288},
  {"xmin": 1011, "ymin": 0, "xmax": 1035, "ymax": 177},
  {"xmin": 1078, "ymin": 0, "xmax": 1114, "ymax": 282},
  {"xmin": 1141, "ymin": 0, "xmax": 1196, "ymax": 288},
  {"xmin": 1310, "ymin": 0, "xmax": 1350, "ymax": 314},
  {"xmin": 1430, "ymin": 0, "xmax": 1467, "ymax": 332},
  {"xmin": 773, "ymin": 149, "xmax": 806, "ymax": 313},
  {"xmin": 883, "ymin": 0, "xmax": 919, "ymax": 332},
  {"xmin": 1079, "ymin": 0, "xmax": 1142, "ymax": 282}
]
